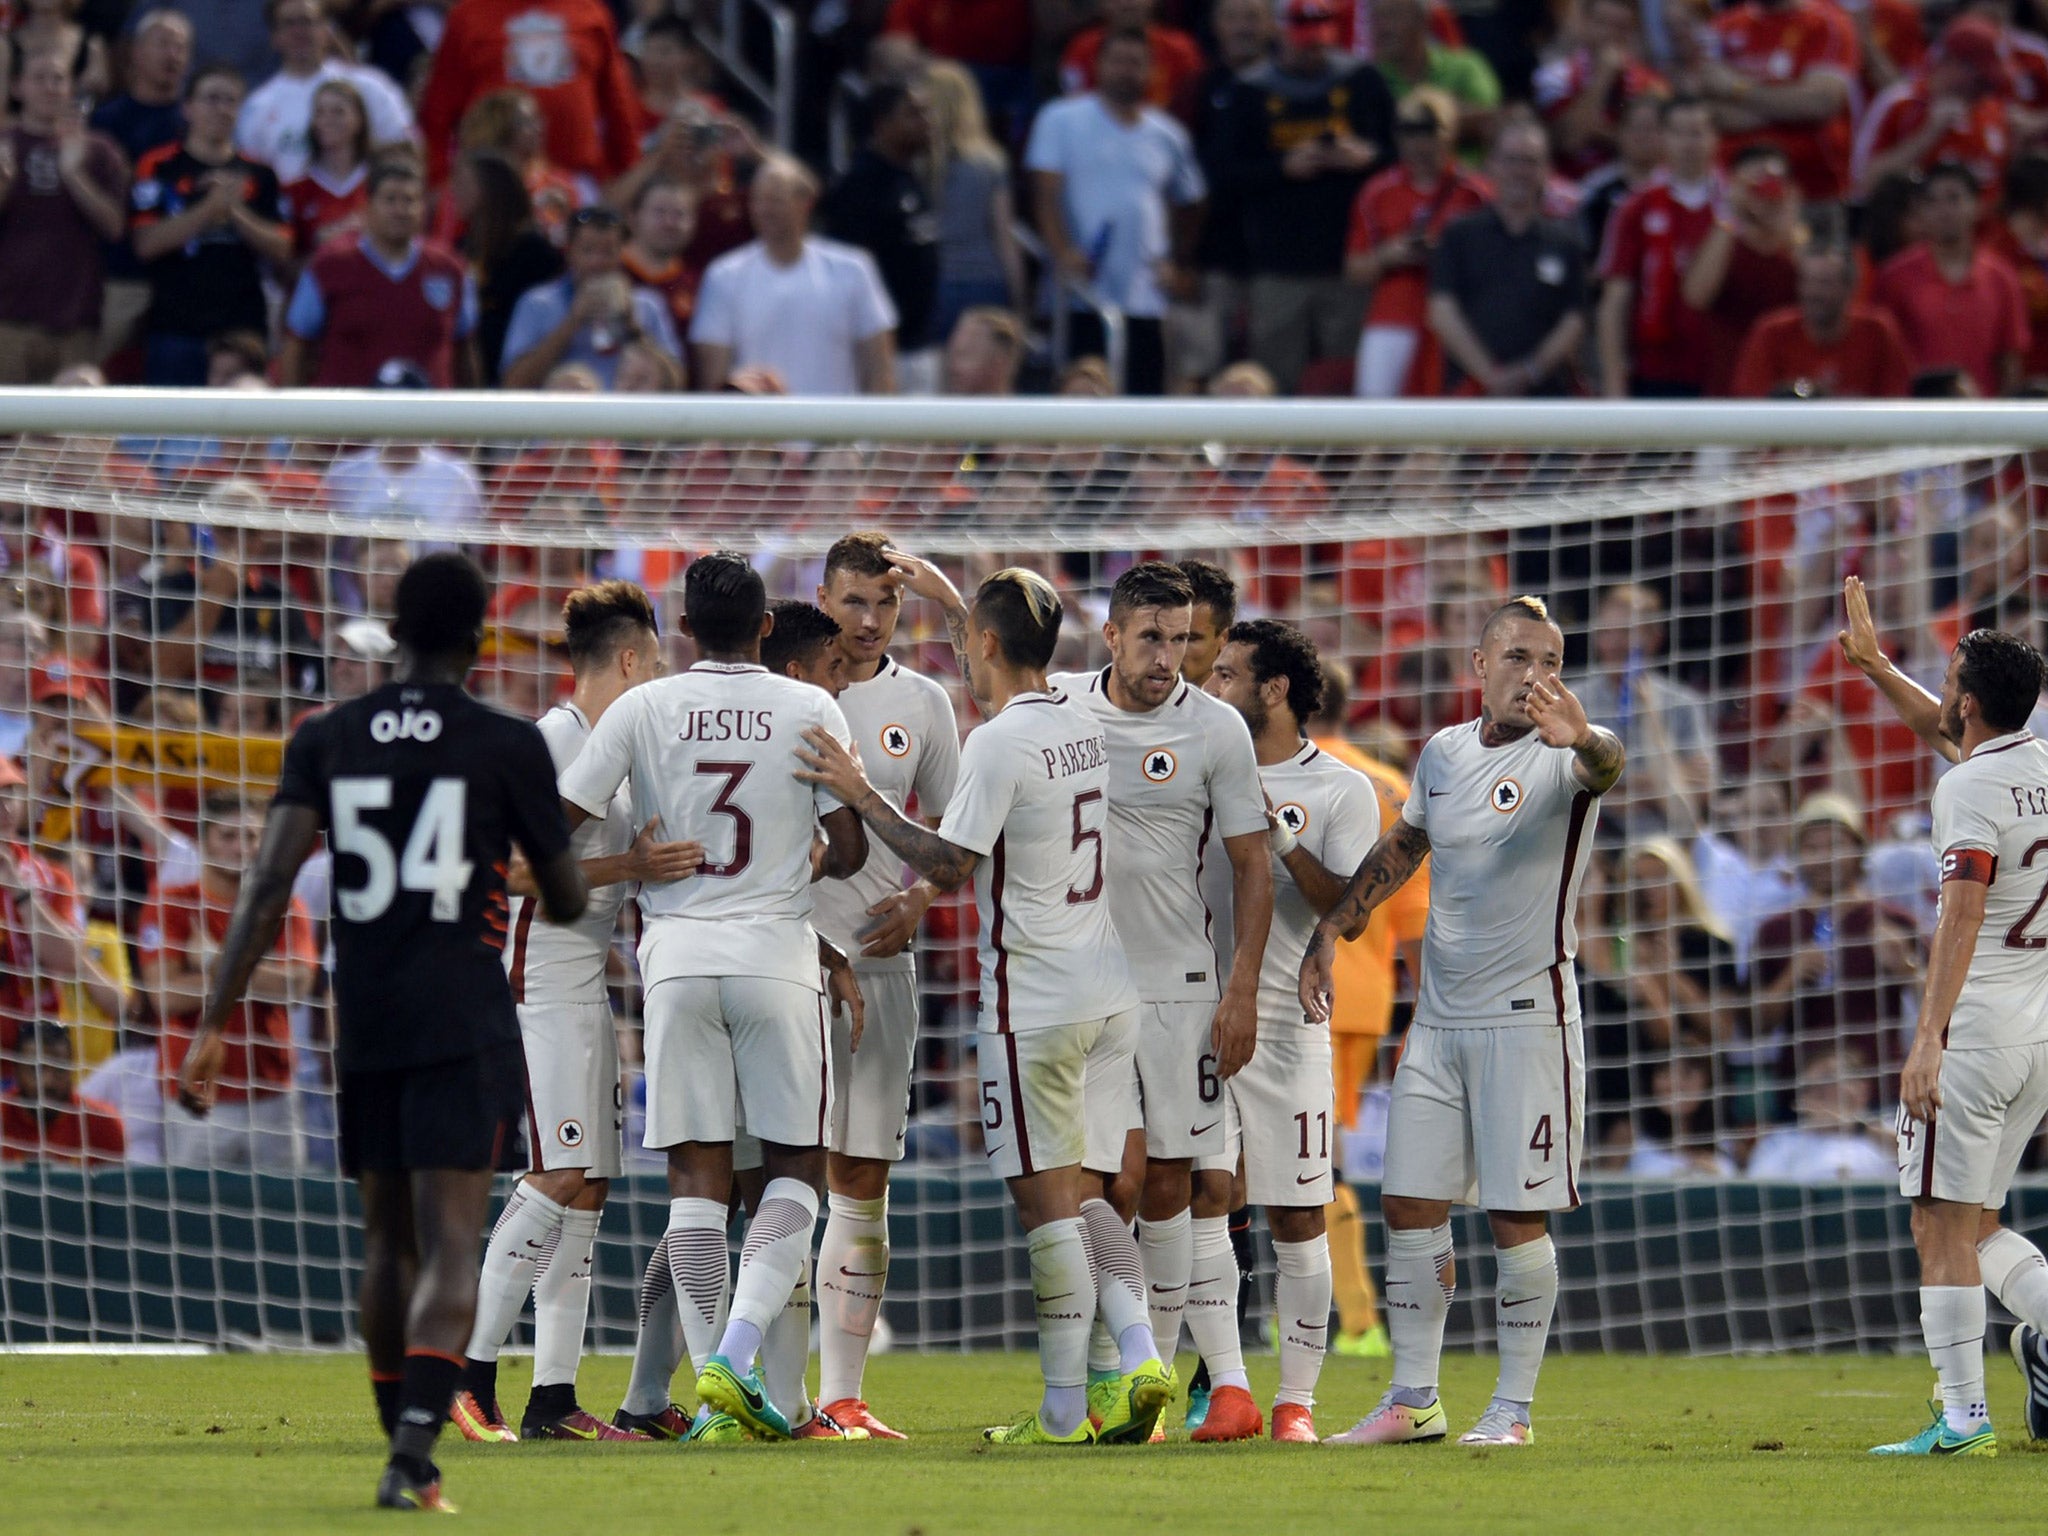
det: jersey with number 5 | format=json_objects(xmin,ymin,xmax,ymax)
[
  {"xmin": 272, "ymin": 681, "xmax": 572, "ymax": 1073},
  {"xmin": 1931, "ymin": 728, "xmax": 2048, "ymax": 1051},
  {"xmin": 937, "ymin": 689, "xmax": 1138, "ymax": 1033},
  {"xmin": 556, "ymin": 661, "xmax": 853, "ymax": 992}
]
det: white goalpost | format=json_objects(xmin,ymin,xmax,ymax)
[{"xmin": 2, "ymin": 390, "xmax": 2045, "ymax": 1355}]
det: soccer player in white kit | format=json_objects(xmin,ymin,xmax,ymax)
[
  {"xmin": 1047, "ymin": 563, "xmax": 1275, "ymax": 1442},
  {"xmin": 1303, "ymin": 596, "xmax": 1623, "ymax": 1450},
  {"xmin": 1836, "ymin": 577, "xmax": 2048, "ymax": 1455},
  {"xmin": 556, "ymin": 552, "xmax": 868, "ymax": 1443},
  {"xmin": 798, "ymin": 564, "xmax": 1174, "ymax": 1446},
  {"xmin": 450, "ymin": 582, "xmax": 704, "ymax": 1444},
  {"xmin": 1203, "ymin": 620, "xmax": 1382, "ymax": 1443}
]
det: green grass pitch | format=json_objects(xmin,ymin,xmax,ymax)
[{"xmin": 3, "ymin": 1349, "xmax": 2044, "ymax": 1534}]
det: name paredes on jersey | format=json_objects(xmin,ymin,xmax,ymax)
[
  {"xmin": 676, "ymin": 707, "xmax": 775, "ymax": 743},
  {"xmin": 1040, "ymin": 735, "xmax": 1109, "ymax": 779}
]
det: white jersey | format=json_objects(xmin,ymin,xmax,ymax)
[
  {"xmin": 1930, "ymin": 728, "xmax": 2048, "ymax": 1051},
  {"xmin": 1052, "ymin": 669, "xmax": 1267, "ymax": 1001},
  {"xmin": 508, "ymin": 703, "xmax": 632, "ymax": 1007},
  {"xmin": 1402, "ymin": 720, "xmax": 1603, "ymax": 1028},
  {"xmin": 1261, "ymin": 740, "xmax": 1380, "ymax": 1032},
  {"xmin": 558, "ymin": 661, "xmax": 851, "ymax": 992},
  {"xmin": 810, "ymin": 657, "xmax": 961, "ymax": 974},
  {"xmin": 937, "ymin": 689, "xmax": 1138, "ymax": 1032}
]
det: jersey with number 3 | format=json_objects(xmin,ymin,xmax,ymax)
[
  {"xmin": 272, "ymin": 681, "xmax": 572, "ymax": 1073},
  {"xmin": 1931, "ymin": 728, "xmax": 2048, "ymax": 1050},
  {"xmin": 937, "ymin": 690, "xmax": 1138, "ymax": 1032},
  {"xmin": 556, "ymin": 661, "xmax": 852, "ymax": 992}
]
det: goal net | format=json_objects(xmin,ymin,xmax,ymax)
[{"xmin": 2, "ymin": 392, "xmax": 2044, "ymax": 1357}]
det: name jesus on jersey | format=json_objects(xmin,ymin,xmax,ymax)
[{"xmin": 676, "ymin": 708, "xmax": 774, "ymax": 742}]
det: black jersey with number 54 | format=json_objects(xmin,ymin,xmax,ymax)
[{"xmin": 273, "ymin": 681, "xmax": 571, "ymax": 1072}]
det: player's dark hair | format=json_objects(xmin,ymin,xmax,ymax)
[
  {"xmin": 202, "ymin": 789, "xmax": 250, "ymax": 822},
  {"xmin": 823, "ymin": 529, "xmax": 896, "ymax": 583},
  {"xmin": 1954, "ymin": 628, "xmax": 2046, "ymax": 731},
  {"xmin": 972, "ymin": 568, "xmax": 1062, "ymax": 669},
  {"xmin": 1108, "ymin": 561, "xmax": 1194, "ymax": 622},
  {"xmin": 1479, "ymin": 594, "xmax": 1558, "ymax": 647},
  {"xmin": 762, "ymin": 599, "xmax": 841, "ymax": 677},
  {"xmin": 562, "ymin": 579, "xmax": 658, "ymax": 669},
  {"xmin": 367, "ymin": 156, "xmax": 423, "ymax": 198},
  {"xmin": 1228, "ymin": 619, "xmax": 1323, "ymax": 728},
  {"xmin": 390, "ymin": 551, "xmax": 490, "ymax": 659},
  {"xmin": 682, "ymin": 550, "xmax": 767, "ymax": 652},
  {"xmin": 185, "ymin": 62, "xmax": 244, "ymax": 101},
  {"xmin": 1176, "ymin": 559, "xmax": 1237, "ymax": 626}
]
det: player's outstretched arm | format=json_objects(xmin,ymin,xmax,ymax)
[
  {"xmin": 1527, "ymin": 677, "xmax": 1625, "ymax": 793},
  {"xmin": 176, "ymin": 802, "xmax": 322, "ymax": 1115},
  {"xmin": 1838, "ymin": 574, "xmax": 1960, "ymax": 765},
  {"xmin": 1299, "ymin": 820, "xmax": 1431, "ymax": 1023},
  {"xmin": 1901, "ymin": 871, "xmax": 1985, "ymax": 1122},
  {"xmin": 796, "ymin": 725, "xmax": 981, "ymax": 891}
]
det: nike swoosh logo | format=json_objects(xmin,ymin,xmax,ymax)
[
  {"xmin": 1523, "ymin": 1176, "xmax": 1554, "ymax": 1190},
  {"xmin": 1150, "ymin": 1285, "xmax": 1185, "ymax": 1296},
  {"xmin": 1501, "ymin": 1296, "xmax": 1542, "ymax": 1309},
  {"xmin": 838, "ymin": 1266, "xmax": 881, "ymax": 1278},
  {"xmin": 1296, "ymin": 1172, "xmax": 1322, "ymax": 1185},
  {"xmin": 1189, "ymin": 1122, "xmax": 1220, "ymax": 1137},
  {"xmin": 1293, "ymin": 1319, "xmax": 1326, "ymax": 1332},
  {"xmin": 1427, "ymin": 788, "xmax": 1446, "ymax": 797},
  {"xmin": 1041, "ymin": 1292, "xmax": 1075, "ymax": 1303}
]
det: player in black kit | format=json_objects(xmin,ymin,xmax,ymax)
[{"xmin": 177, "ymin": 553, "xmax": 588, "ymax": 1513}]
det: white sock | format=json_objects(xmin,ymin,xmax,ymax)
[
  {"xmin": 1385, "ymin": 1223, "xmax": 1455, "ymax": 1403},
  {"xmin": 620, "ymin": 1234, "xmax": 686, "ymax": 1416},
  {"xmin": 465, "ymin": 1185, "xmax": 567, "ymax": 1362},
  {"xmin": 1273, "ymin": 1234, "xmax": 1331, "ymax": 1409},
  {"xmin": 1979, "ymin": 1227, "xmax": 2048, "ymax": 1332},
  {"xmin": 1185, "ymin": 1215, "xmax": 1248, "ymax": 1391},
  {"xmin": 1080, "ymin": 1198, "xmax": 1159, "ymax": 1372},
  {"xmin": 1138, "ymin": 1210, "xmax": 1193, "ymax": 1362},
  {"xmin": 1922, "ymin": 1284, "xmax": 1989, "ymax": 1435},
  {"xmin": 1087, "ymin": 1318, "xmax": 1120, "ymax": 1375},
  {"xmin": 718, "ymin": 1178, "xmax": 821, "ymax": 1371},
  {"xmin": 1492, "ymin": 1235, "xmax": 1557, "ymax": 1408},
  {"xmin": 1027, "ymin": 1218, "xmax": 1094, "ymax": 1436},
  {"xmin": 531, "ymin": 1206, "xmax": 601, "ymax": 1388},
  {"xmin": 664, "ymin": 1196, "xmax": 732, "ymax": 1376},
  {"xmin": 815, "ymin": 1192, "xmax": 889, "ymax": 1406},
  {"xmin": 761, "ymin": 1253, "xmax": 814, "ymax": 1425}
]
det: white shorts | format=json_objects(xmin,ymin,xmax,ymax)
[
  {"xmin": 1195, "ymin": 1029, "xmax": 1333, "ymax": 1207},
  {"xmin": 642, "ymin": 975, "xmax": 831, "ymax": 1152},
  {"xmin": 518, "ymin": 1000, "xmax": 623, "ymax": 1179},
  {"xmin": 1135, "ymin": 999, "xmax": 1227, "ymax": 1160},
  {"xmin": 1382, "ymin": 1020, "xmax": 1585, "ymax": 1213},
  {"xmin": 1897, "ymin": 1041, "xmax": 2048, "ymax": 1207},
  {"xmin": 831, "ymin": 969, "xmax": 920, "ymax": 1163},
  {"xmin": 978, "ymin": 1011, "xmax": 1138, "ymax": 1181}
]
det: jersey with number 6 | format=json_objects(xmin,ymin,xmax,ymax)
[
  {"xmin": 1261, "ymin": 740, "xmax": 1381, "ymax": 1032},
  {"xmin": 271, "ymin": 681, "xmax": 572, "ymax": 1073},
  {"xmin": 1931, "ymin": 728, "xmax": 2048, "ymax": 1051},
  {"xmin": 556, "ymin": 660, "xmax": 852, "ymax": 992},
  {"xmin": 937, "ymin": 689, "xmax": 1138, "ymax": 1032}
]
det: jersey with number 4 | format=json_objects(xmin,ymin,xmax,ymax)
[
  {"xmin": 1052, "ymin": 669, "xmax": 1268, "ymax": 1003},
  {"xmin": 1261, "ymin": 741, "xmax": 1380, "ymax": 1033},
  {"xmin": 507, "ymin": 702, "xmax": 633, "ymax": 1008},
  {"xmin": 1931, "ymin": 728, "xmax": 2048, "ymax": 1051},
  {"xmin": 556, "ymin": 661, "xmax": 851, "ymax": 992},
  {"xmin": 937, "ymin": 689, "xmax": 1138, "ymax": 1032},
  {"xmin": 1401, "ymin": 719, "xmax": 1602, "ymax": 1029},
  {"xmin": 272, "ymin": 681, "xmax": 572, "ymax": 1072}
]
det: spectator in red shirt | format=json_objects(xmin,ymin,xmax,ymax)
[
  {"xmin": 1964, "ymin": 0, "xmax": 2048, "ymax": 110},
  {"xmin": 1060, "ymin": 0, "xmax": 1205, "ymax": 115},
  {"xmin": 884, "ymin": 0, "xmax": 1034, "ymax": 142},
  {"xmin": 143, "ymin": 790, "xmax": 317, "ymax": 1170},
  {"xmin": 1345, "ymin": 87, "xmax": 1490, "ymax": 396},
  {"xmin": 418, "ymin": 0, "xmax": 642, "ymax": 186},
  {"xmin": 278, "ymin": 79, "xmax": 373, "ymax": 262},
  {"xmin": 1531, "ymin": 0, "xmax": 1667, "ymax": 181},
  {"xmin": 1873, "ymin": 159, "xmax": 2031, "ymax": 396},
  {"xmin": 1597, "ymin": 95, "xmax": 1720, "ymax": 398},
  {"xmin": 1685, "ymin": 0, "xmax": 1859, "ymax": 202},
  {"xmin": 0, "ymin": 1021, "xmax": 124, "ymax": 1164},
  {"xmin": 1853, "ymin": 15, "xmax": 2018, "ymax": 204},
  {"xmin": 1732, "ymin": 240, "xmax": 1915, "ymax": 397},
  {"xmin": 1679, "ymin": 143, "xmax": 1803, "ymax": 394}
]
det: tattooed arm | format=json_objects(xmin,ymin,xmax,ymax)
[
  {"xmin": 1297, "ymin": 819, "xmax": 1431, "ymax": 1023},
  {"xmin": 1527, "ymin": 676, "xmax": 1625, "ymax": 795},
  {"xmin": 796, "ymin": 725, "xmax": 982, "ymax": 891},
  {"xmin": 885, "ymin": 547, "xmax": 979, "ymax": 702}
]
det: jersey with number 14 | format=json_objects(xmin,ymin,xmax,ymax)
[
  {"xmin": 557, "ymin": 661, "xmax": 851, "ymax": 992},
  {"xmin": 271, "ymin": 681, "xmax": 571, "ymax": 1072},
  {"xmin": 937, "ymin": 689, "xmax": 1138, "ymax": 1032},
  {"xmin": 1931, "ymin": 728, "xmax": 2048, "ymax": 1051}
]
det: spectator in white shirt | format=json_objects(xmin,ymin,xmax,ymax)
[
  {"xmin": 80, "ymin": 1044, "xmax": 167, "ymax": 1164},
  {"xmin": 1746, "ymin": 1049, "xmax": 1896, "ymax": 1182},
  {"xmin": 1693, "ymin": 778, "xmax": 1802, "ymax": 976},
  {"xmin": 235, "ymin": 0, "xmax": 413, "ymax": 184},
  {"xmin": 690, "ymin": 153, "xmax": 899, "ymax": 394},
  {"xmin": 321, "ymin": 369, "xmax": 482, "ymax": 541}
]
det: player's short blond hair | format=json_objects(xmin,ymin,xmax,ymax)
[
  {"xmin": 973, "ymin": 567, "xmax": 1063, "ymax": 668},
  {"xmin": 1479, "ymin": 594, "xmax": 1556, "ymax": 646}
]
